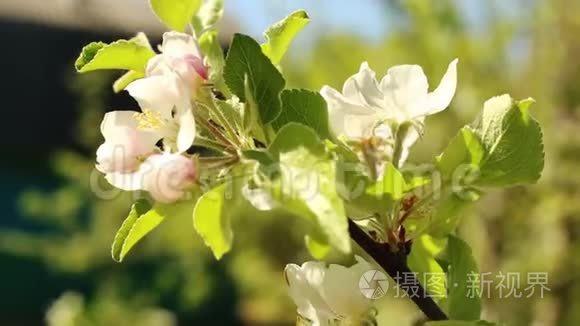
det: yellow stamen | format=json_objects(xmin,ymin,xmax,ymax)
[{"xmin": 134, "ymin": 109, "xmax": 165, "ymax": 130}]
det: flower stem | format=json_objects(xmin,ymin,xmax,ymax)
[
  {"xmin": 348, "ymin": 219, "xmax": 448, "ymax": 321},
  {"xmin": 197, "ymin": 88, "xmax": 242, "ymax": 146},
  {"xmin": 198, "ymin": 155, "xmax": 238, "ymax": 169},
  {"xmin": 194, "ymin": 135, "xmax": 236, "ymax": 155},
  {"xmin": 195, "ymin": 113, "xmax": 237, "ymax": 149}
]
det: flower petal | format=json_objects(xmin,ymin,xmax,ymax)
[
  {"xmin": 343, "ymin": 62, "xmax": 383, "ymax": 108},
  {"xmin": 321, "ymin": 257, "xmax": 372, "ymax": 318},
  {"xmin": 100, "ymin": 111, "xmax": 139, "ymax": 139},
  {"xmin": 126, "ymin": 75, "xmax": 183, "ymax": 119},
  {"xmin": 185, "ymin": 55, "xmax": 208, "ymax": 80},
  {"xmin": 321, "ymin": 85, "xmax": 372, "ymax": 115},
  {"xmin": 423, "ymin": 58, "xmax": 458, "ymax": 116},
  {"xmin": 97, "ymin": 111, "xmax": 160, "ymax": 173},
  {"xmin": 396, "ymin": 120, "xmax": 423, "ymax": 166},
  {"xmin": 380, "ymin": 64, "xmax": 429, "ymax": 97},
  {"xmin": 380, "ymin": 64, "xmax": 429, "ymax": 121},
  {"xmin": 159, "ymin": 31, "xmax": 202, "ymax": 59},
  {"xmin": 176, "ymin": 108, "xmax": 196, "ymax": 153},
  {"xmin": 285, "ymin": 263, "xmax": 333, "ymax": 324},
  {"xmin": 102, "ymin": 163, "xmax": 151, "ymax": 191},
  {"xmin": 146, "ymin": 54, "xmax": 170, "ymax": 76},
  {"xmin": 321, "ymin": 85, "xmax": 380, "ymax": 139}
]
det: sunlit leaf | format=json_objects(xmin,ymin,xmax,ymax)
[
  {"xmin": 268, "ymin": 123, "xmax": 325, "ymax": 157},
  {"xmin": 191, "ymin": 0, "xmax": 224, "ymax": 34},
  {"xmin": 276, "ymin": 147, "xmax": 351, "ymax": 253},
  {"xmin": 149, "ymin": 0, "xmax": 201, "ymax": 31},
  {"xmin": 111, "ymin": 199, "xmax": 166, "ymax": 262},
  {"xmin": 261, "ymin": 10, "xmax": 310, "ymax": 65},
  {"xmin": 475, "ymin": 95, "xmax": 544, "ymax": 186},
  {"xmin": 75, "ymin": 36, "xmax": 155, "ymax": 73},
  {"xmin": 113, "ymin": 70, "xmax": 145, "ymax": 93},
  {"xmin": 258, "ymin": 124, "xmax": 351, "ymax": 253},
  {"xmin": 437, "ymin": 127, "xmax": 484, "ymax": 180},
  {"xmin": 193, "ymin": 183, "xmax": 235, "ymax": 259},
  {"xmin": 407, "ymin": 235, "xmax": 447, "ymax": 301},
  {"xmin": 341, "ymin": 162, "xmax": 405, "ymax": 219},
  {"xmin": 199, "ymin": 29, "xmax": 226, "ymax": 89},
  {"xmin": 446, "ymin": 235, "xmax": 482, "ymax": 320},
  {"xmin": 304, "ymin": 234, "xmax": 331, "ymax": 259}
]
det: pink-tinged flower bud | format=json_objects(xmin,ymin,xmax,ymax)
[
  {"xmin": 142, "ymin": 153, "xmax": 198, "ymax": 203},
  {"xmin": 147, "ymin": 32, "xmax": 208, "ymax": 94}
]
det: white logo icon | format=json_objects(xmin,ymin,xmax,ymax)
[{"xmin": 359, "ymin": 269, "xmax": 389, "ymax": 299}]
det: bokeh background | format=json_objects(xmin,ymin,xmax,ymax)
[{"xmin": 0, "ymin": 0, "xmax": 578, "ymax": 325}]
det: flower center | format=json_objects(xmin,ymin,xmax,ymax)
[{"xmin": 134, "ymin": 109, "xmax": 179, "ymax": 136}]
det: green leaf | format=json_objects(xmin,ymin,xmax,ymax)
[
  {"xmin": 447, "ymin": 235, "xmax": 481, "ymax": 321},
  {"xmin": 474, "ymin": 95, "xmax": 544, "ymax": 186},
  {"xmin": 268, "ymin": 123, "xmax": 325, "ymax": 158},
  {"xmin": 366, "ymin": 162, "xmax": 406, "ymax": 200},
  {"xmin": 258, "ymin": 124, "xmax": 350, "ymax": 253},
  {"xmin": 275, "ymin": 147, "xmax": 351, "ymax": 253},
  {"xmin": 242, "ymin": 149, "xmax": 275, "ymax": 166},
  {"xmin": 427, "ymin": 190, "xmax": 480, "ymax": 237},
  {"xmin": 407, "ymin": 235, "xmax": 447, "ymax": 301},
  {"xmin": 193, "ymin": 183, "xmax": 235, "ymax": 259},
  {"xmin": 149, "ymin": 0, "xmax": 201, "ymax": 31},
  {"xmin": 113, "ymin": 70, "xmax": 145, "ymax": 93},
  {"xmin": 242, "ymin": 75, "xmax": 261, "ymax": 136},
  {"xmin": 437, "ymin": 127, "xmax": 484, "ymax": 180},
  {"xmin": 224, "ymin": 34, "xmax": 285, "ymax": 125},
  {"xmin": 198, "ymin": 30, "xmax": 226, "ymax": 89},
  {"xmin": 426, "ymin": 321, "xmax": 499, "ymax": 326},
  {"xmin": 261, "ymin": 10, "xmax": 310, "ymax": 65},
  {"xmin": 111, "ymin": 199, "xmax": 166, "ymax": 262},
  {"xmin": 272, "ymin": 89, "xmax": 331, "ymax": 140},
  {"xmin": 191, "ymin": 0, "xmax": 223, "ymax": 34},
  {"xmin": 341, "ymin": 162, "xmax": 405, "ymax": 218},
  {"xmin": 75, "ymin": 38, "xmax": 155, "ymax": 73},
  {"xmin": 216, "ymin": 99, "xmax": 243, "ymax": 130},
  {"xmin": 305, "ymin": 234, "xmax": 331, "ymax": 259}
]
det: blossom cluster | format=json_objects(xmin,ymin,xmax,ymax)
[
  {"xmin": 93, "ymin": 31, "xmax": 460, "ymax": 325},
  {"xmin": 96, "ymin": 32, "xmax": 206, "ymax": 203}
]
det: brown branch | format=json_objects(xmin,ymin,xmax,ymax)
[{"xmin": 348, "ymin": 219, "xmax": 448, "ymax": 321}]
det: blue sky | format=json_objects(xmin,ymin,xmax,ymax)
[
  {"xmin": 226, "ymin": 0, "xmax": 527, "ymax": 44},
  {"xmin": 227, "ymin": 0, "xmax": 392, "ymax": 43}
]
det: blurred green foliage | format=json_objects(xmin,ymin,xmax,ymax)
[{"xmin": 4, "ymin": 0, "xmax": 580, "ymax": 325}]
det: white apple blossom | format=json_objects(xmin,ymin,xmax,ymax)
[
  {"xmin": 126, "ymin": 73, "xmax": 197, "ymax": 153},
  {"xmin": 125, "ymin": 31, "xmax": 208, "ymax": 153},
  {"xmin": 103, "ymin": 152, "xmax": 198, "ymax": 203},
  {"xmin": 96, "ymin": 111, "xmax": 159, "ymax": 174},
  {"xmin": 95, "ymin": 33, "xmax": 208, "ymax": 201},
  {"xmin": 321, "ymin": 59, "xmax": 458, "ymax": 165},
  {"xmin": 285, "ymin": 256, "xmax": 374, "ymax": 325}
]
